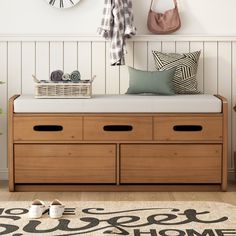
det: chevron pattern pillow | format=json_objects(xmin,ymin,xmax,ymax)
[{"xmin": 152, "ymin": 51, "xmax": 201, "ymax": 94}]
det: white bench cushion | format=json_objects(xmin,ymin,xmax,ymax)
[{"xmin": 14, "ymin": 94, "xmax": 222, "ymax": 113}]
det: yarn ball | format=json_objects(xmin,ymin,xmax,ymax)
[
  {"xmin": 50, "ymin": 70, "xmax": 64, "ymax": 82},
  {"xmin": 62, "ymin": 73, "xmax": 71, "ymax": 81},
  {"xmin": 70, "ymin": 70, "xmax": 81, "ymax": 82}
]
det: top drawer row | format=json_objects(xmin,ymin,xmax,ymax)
[{"xmin": 13, "ymin": 115, "xmax": 223, "ymax": 142}]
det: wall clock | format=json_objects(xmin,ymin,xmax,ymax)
[{"xmin": 45, "ymin": 0, "xmax": 81, "ymax": 8}]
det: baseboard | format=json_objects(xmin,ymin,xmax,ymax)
[
  {"xmin": 1, "ymin": 168, "xmax": 235, "ymax": 181},
  {"xmin": 228, "ymin": 169, "xmax": 235, "ymax": 181},
  {"xmin": 0, "ymin": 169, "xmax": 8, "ymax": 180}
]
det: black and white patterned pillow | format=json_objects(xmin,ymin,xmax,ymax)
[{"xmin": 152, "ymin": 51, "xmax": 201, "ymax": 94}]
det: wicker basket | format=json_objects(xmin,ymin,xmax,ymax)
[{"xmin": 33, "ymin": 75, "xmax": 95, "ymax": 99}]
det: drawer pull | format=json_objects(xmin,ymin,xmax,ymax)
[
  {"xmin": 103, "ymin": 125, "xmax": 133, "ymax": 132},
  {"xmin": 173, "ymin": 125, "xmax": 203, "ymax": 132},
  {"xmin": 33, "ymin": 125, "xmax": 63, "ymax": 132}
]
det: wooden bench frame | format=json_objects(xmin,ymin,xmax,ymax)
[{"xmin": 8, "ymin": 95, "xmax": 228, "ymax": 192}]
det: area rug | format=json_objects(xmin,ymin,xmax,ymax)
[{"xmin": 0, "ymin": 201, "xmax": 236, "ymax": 235}]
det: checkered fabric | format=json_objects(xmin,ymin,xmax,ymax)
[{"xmin": 98, "ymin": 0, "xmax": 136, "ymax": 66}]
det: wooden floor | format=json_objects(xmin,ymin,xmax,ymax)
[{"xmin": 1, "ymin": 181, "xmax": 236, "ymax": 205}]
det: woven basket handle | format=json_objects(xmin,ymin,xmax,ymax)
[
  {"xmin": 91, "ymin": 75, "xmax": 96, "ymax": 83},
  {"xmin": 32, "ymin": 75, "xmax": 40, "ymax": 83}
]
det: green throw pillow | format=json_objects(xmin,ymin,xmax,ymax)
[{"xmin": 126, "ymin": 67, "xmax": 176, "ymax": 95}]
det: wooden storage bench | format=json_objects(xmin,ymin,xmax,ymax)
[{"xmin": 8, "ymin": 94, "xmax": 228, "ymax": 192}]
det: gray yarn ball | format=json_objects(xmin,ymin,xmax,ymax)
[
  {"xmin": 50, "ymin": 70, "xmax": 63, "ymax": 82},
  {"xmin": 70, "ymin": 70, "xmax": 81, "ymax": 82},
  {"xmin": 62, "ymin": 73, "xmax": 71, "ymax": 81}
]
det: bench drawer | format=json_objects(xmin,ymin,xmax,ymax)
[
  {"xmin": 154, "ymin": 116, "xmax": 223, "ymax": 141},
  {"xmin": 120, "ymin": 144, "xmax": 222, "ymax": 184},
  {"xmin": 84, "ymin": 116, "xmax": 152, "ymax": 141},
  {"xmin": 14, "ymin": 116, "xmax": 82, "ymax": 141},
  {"xmin": 15, "ymin": 144, "xmax": 116, "ymax": 184}
]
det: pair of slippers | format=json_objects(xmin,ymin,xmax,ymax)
[{"xmin": 29, "ymin": 199, "xmax": 65, "ymax": 219}]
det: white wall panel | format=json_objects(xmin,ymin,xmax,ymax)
[
  {"xmin": 50, "ymin": 42, "xmax": 64, "ymax": 72},
  {"xmin": 232, "ymin": 42, "xmax": 236, "ymax": 171},
  {"xmin": 8, "ymin": 42, "xmax": 22, "ymax": 97},
  {"xmin": 7, "ymin": 42, "xmax": 22, "ymax": 177},
  {"xmin": 120, "ymin": 41, "xmax": 134, "ymax": 94},
  {"xmin": 162, "ymin": 41, "xmax": 176, "ymax": 53},
  {"xmin": 204, "ymin": 42, "xmax": 218, "ymax": 94},
  {"xmin": 36, "ymin": 42, "xmax": 50, "ymax": 80},
  {"xmin": 106, "ymin": 42, "xmax": 120, "ymax": 94},
  {"xmin": 190, "ymin": 42, "xmax": 204, "ymax": 93},
  {"xmin": 0, "ymin": 42, "xmax": 8, "ymax": 176},
  {"xmin": 175, "ymin": 41, "xmax": 190, "ymax": 54},
  {"xmin": 92, "ymin": 42, "xmax": 106, "ymax": 94},
  {"xmin": 134, "ymin": 42, "xmax": 148, "ymax": 70},
  {"xmin": 64, "ymin": 42, "xmax": 77, "ymax": 74},
  {"xmin": 0, "ymin": 42, "xmax": 7, "ymax": 113},
  {"xmin": 148, "ymin": 42, "xmax": 162, "ymax": 71},
  {"xmin": 78, "ymin": 42, "xmax": 92, "ymax": 80},
  {"xmin": 22, "ymin": 42, "xmax": 35, "ymax": 94}
]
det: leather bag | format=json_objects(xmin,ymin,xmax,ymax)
[{"xmin": 147, "ymin": 0, "xmax": 181, "ymax": 34}]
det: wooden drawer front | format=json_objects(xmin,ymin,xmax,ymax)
[
  {"xmin": 14, "ymin": 116, "xmax": 82, "ymax": 141},
  {"xmin": 120, "ymin": 144, "xmax": 222, "ymax": 184},
  {"xmin": 84, "ymin": 117, "xmax": 152, "ymax": 141},
  {"xmin": 15, "ymin": 144, "xmax": 116, "ymax": 184},
  {"xmin": 154, "ymin": 116, "xmax": 223, "ymax": 141}
]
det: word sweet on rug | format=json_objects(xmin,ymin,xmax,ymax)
[{"xmin": 0, "ymin": 201, "xmax": 236, "ymax": 236}]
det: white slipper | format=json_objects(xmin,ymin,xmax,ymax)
[
  {"xmin": 28, "ymin": 199, "xmax": 47, "ymax": 219},
  {"xmin": 49, "ymin": 199, "xmax": 65, "ymax": 219}
]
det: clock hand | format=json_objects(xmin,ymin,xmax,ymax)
[{"xmin": 69, "ymin": 0, "xmax": 75, "ymax": 4}]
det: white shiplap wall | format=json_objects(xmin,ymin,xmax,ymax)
[{"xmin": 0, "ymin": 35, "xmax": 235, "ymax": 179}]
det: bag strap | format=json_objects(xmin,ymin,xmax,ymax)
[
  {"xmin": 150, "ymin": 0, "xmax": 177, "ymax": 10},
  {"xmin": 150, "ymin": 0, "xmax": 154, "ymax": 10}
]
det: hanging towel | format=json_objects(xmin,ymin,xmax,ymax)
[{"xmin": 98, "ymin": 0, "xmax": 136, "ymax": 66}]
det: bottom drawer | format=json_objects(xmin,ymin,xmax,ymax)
[
  {"xmin": 120, "ymin": 144, "xmax": 222, "ymax": 184},
  {"xmin": 15, "ymin": 144, "xmax": 116, "ymax": 184}
]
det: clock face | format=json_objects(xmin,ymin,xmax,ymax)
[{"xmin": 46, "ymin": 0, "xmax": 81, "ymax": 8}]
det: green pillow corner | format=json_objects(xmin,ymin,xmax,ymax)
[{"xmin": 126, "ymin": 67, "xmax": 176, "ymax": 95}]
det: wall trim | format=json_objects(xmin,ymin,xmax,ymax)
[
  {"xmin": 1, "ymin": 34, "xmax": 236, "ymax": 42},
  {"xmin": 228, "ymin": 170, "xmax": 236, "ymax": 181},
  {"xmin": 0, "ymin": 169, "xmax": 8, "ymax": 181}
]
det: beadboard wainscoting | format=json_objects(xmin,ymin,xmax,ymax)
[{"xmin": 0, "ymin": 35, "xmax": 236, "ymax": 180}]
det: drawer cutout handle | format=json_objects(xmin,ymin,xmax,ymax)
[
  {"xmin": 103, "ymin": 125, "xmax": 133, "ymax": 132},
  {"xmin": 33, "ymin": 125, "xmax": 63, "ymax": 132},
  {"xmin": 173, "ymin": 125, "xmax": 203, "ymax": 132}
]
